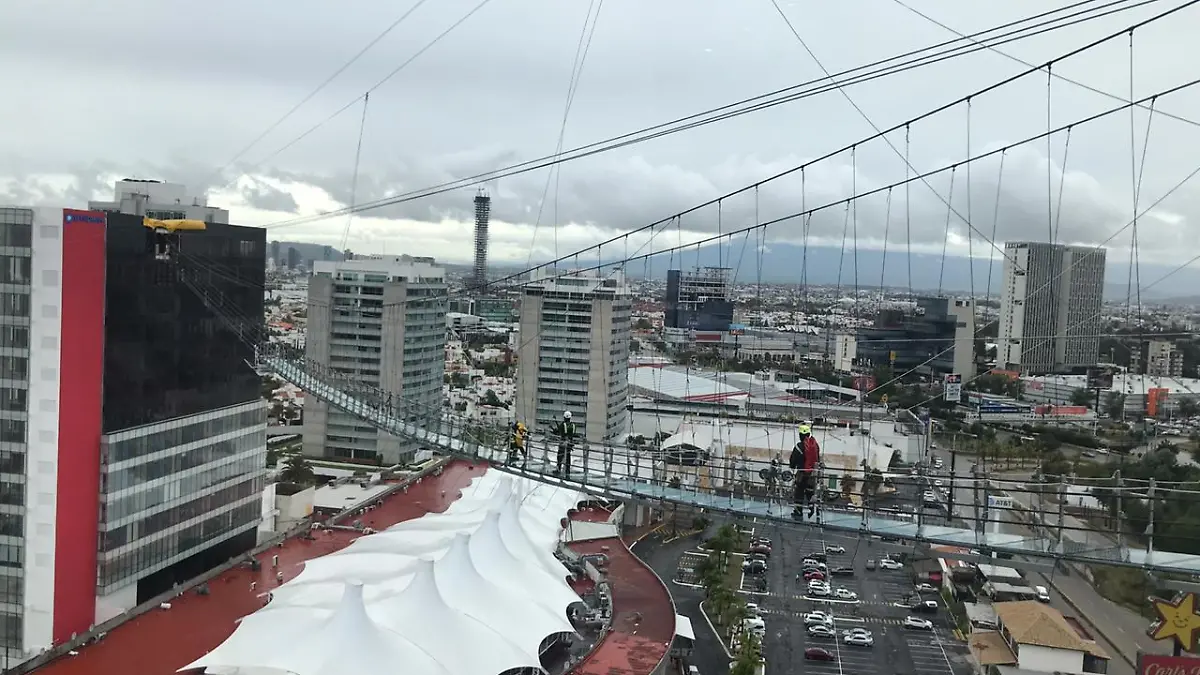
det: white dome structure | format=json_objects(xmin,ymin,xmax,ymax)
[{"xmin": 184, "ymin": 471, "xmax": 587, "ymax": 675}]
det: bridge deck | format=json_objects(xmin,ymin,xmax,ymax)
[{"xmin": 269, "ymin": 357, "xmax": 1200, "ymax": 576}]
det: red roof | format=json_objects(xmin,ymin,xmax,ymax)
[
  {"xmin": 34, "ymin": 464, "xmax": 675, "ymax": 675},
  {"xmin": 34, "ymin": 461, "xmax": 485, "ymax": 675},
  {"xmin": 567, "ymin": 510, "xmax": 675, "ymax": 675}
]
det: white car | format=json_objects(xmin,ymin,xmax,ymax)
[
  {"xmin": 844, "ymin": 633, "xmax": 874, "ymax": 647},
  {"xmin": 903, "ymin": 616, "xmax": 934, "ymax": 630},
  {"xmin": 745, "ymin": 603, "xmax": 761, "ymax": 617},
  {"xmin": 803, "ymin": 612, "xmax": 833, "ymax": 626},
  {"xmin": 842, "ymin": 628, "xmax": 872, "ymax": 638},
  {"xmin": 879, "ymin": 558, "xmax": 903, "ymax": 570},
  {"xmin": 807, "ymin": 624, "xmax": 836, "ymax": 638},
  {"xmin": 742, "ymin": 617, "xmax": 766, "ymax": 634},
  {"xmin": 915, "ymin": 583, "xmax": 937, "ymax": 593},
  {"xmin": 825, "ymin": 545, "xmax": 845, "ymax": 554},
  {"xmin": 834, "ymin": 588, "xmax": 858, "ymax": 600},
  {"xmin": 808, "ymin": 584, "xmax": 832, "ymax": 597}
]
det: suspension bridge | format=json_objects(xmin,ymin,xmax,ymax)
[
  {"xmin": 255, "ymin": 344, "xmax": 1200, "ymax": 579},
  {"xmin": 182, "ymin": 0, "xmax": 1200, "ymax": 583}
]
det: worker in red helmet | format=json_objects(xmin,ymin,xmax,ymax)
[{"xmin": 789, "ymin": 423, "xmax": 821, "ymax": 520}]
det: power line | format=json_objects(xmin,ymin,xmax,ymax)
[
  {"xmin": 260, "ymin": 0, "xmax": 1162, "ymax": 231},
  {"xmin": 889, "ymin": 0, "xmax": 1200, "ymax": 129},
  {"xmin": 228, "ymin": 0, "xmax": 496, "ymax": 188},
  {"xmin": 205, "ymin": 0, "xmax": 431, "ymax": 190}
]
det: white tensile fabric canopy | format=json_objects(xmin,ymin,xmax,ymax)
[{"xmin": 183, "ymin": 472, "xmax": 589, "ymax": 675}]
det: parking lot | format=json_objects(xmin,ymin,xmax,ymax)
[{"xmin": 747, "ymin": 522, "xmax": 974, "ymax": 675}]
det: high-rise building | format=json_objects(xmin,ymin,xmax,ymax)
[
  {"xmin": 1146, "ymin": 339, "xmax": 1184, "ymax": 378},
  {"xmin": 286, "ymin": 247, "xmax": 299, "ymax": 270},
  {"xmin": 516, "ymin": 269, "xmax": 631, "ymax": 443},
  {"xmin": 302, "ymin": 256, "xmax": 447, "ymax": 465},
  {"xmin": 472, "ymin": 189, "xmax": 491, "ymax": 290},
  {"xmin": 270, "ymin": 240, "xmax": 281, "ymax": 266},
  {"xmin": 664, "ymin": 267, "xmax": 733, "ymax": 332},
  {"xmin": 88, "ymin": 178, "xmax": 229, "ymax": 224},
  {"xmin": 857, "ymin": 297, "xmax": 975, "ymax": 377},
  {"xmin": 0, "ymin": 207, "xmax": 265, "ymax": 667},
  {"xmin": 997, "ymin": 242, "xmax": 1106, "ymax": 373}
]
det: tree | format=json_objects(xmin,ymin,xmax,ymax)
[
  {"xmin": 635, "ymin": 317, "xmax": 653, "ymax": 330},
  {"xmin": 481, "ymin": 389, "xmax": 508, "ymax": 409},
  {"xmin": 1070, "ymin": 388, "xmax": 1094, "ymax": 407},
  {"xmin": 280, "ymin": 454, "xmax": 316, "ymax": 485},
  {"xmin": 1178, "ymin": 397, "xmax": 1199, "ymax": 419},
  {"xmin": 730, "ymin": 631, "xmax": 761, "ymax": 675},
  {"xmin": 1104, "ymin": 392, "xmax": 1126, "ymax": 420}
]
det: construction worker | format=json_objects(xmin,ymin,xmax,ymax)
[
  {"xmin": 789, "ymin": 423, "xmax": 821, "ymax": 519},
  {"xmin": 508, "ymin": 421, "xmax": 528, "ymax": 464},
  {"xmin": 551, "ymin": 410, "xmax": 577, "ymax": 475}
]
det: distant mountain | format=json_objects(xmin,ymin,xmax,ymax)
[
  {"xmin": 274, "ymin": 236, "xmax": 1195, "ymax": 302},
  {"xmin": 628, "ymin": 243, "xmax": 1196, "ymax": 301},
  {"xmin": 269, "ymin": 241, "xmax": 344, "ymax": 265}
]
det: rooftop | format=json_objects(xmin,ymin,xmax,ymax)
[
  {"xmin": 994, "ymin": 600, "xmax": 1110, "ymax": 659},
  {"xmin": 34, "ymin": 462, "xmax": 481, "ymax": 675},
  {"xmin": 568, "ymin": 523, "xmax": 674, "ymax": 675},
  {"xmin": 34, "ymin": 463, "xmax": 676, "ymax": 675}
]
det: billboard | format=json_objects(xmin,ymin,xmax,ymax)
[
  {"xmin": 1087, "ymin": 367, "xmax": 1115, "ymax": 390},
  {"xmin": 1148, "ymin": 387, "xmax": 1170, "ymax": 418},
  {"xmin": 943, "ymin": 374, "xmax": 963, "ymax": 403},
  {"xmin": 852, "ymin": 375, "xmax": 876, "ymax": 393},
  {"xmin": 728, "ymin": 323, "xmax": 746, "ymax": 336},
  {"xmin": 1140, "ymin": 654, "xmax": 1200, "ymax": 675}
]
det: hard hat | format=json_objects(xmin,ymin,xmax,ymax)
[
  {"xmin": 563, "ymin": 410, "xmax": 573, "ymax": 420},
  {"xmin": 798, "ymin": 424, "xmax": 811, "ymax": 435}
]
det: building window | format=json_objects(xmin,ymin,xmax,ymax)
[{"xmin": 0, "ymin": 258, "xmax": 28, "ymax": 285}]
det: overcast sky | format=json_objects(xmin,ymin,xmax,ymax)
[{"xmin": 3, "ymin": 0, "xmax": 1200, "ymax": 275}]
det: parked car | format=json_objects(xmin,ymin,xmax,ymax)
[
  {"xmin": 743, "ymin": 559, "xmax": 768, "ymax": 574},
  {"xmin": 834, "ymin": 588, "xmax": 858, "ymax": 600},
  {"xmin": 879, "ymin": 558, "xmax": 903, "ymax": 570},
  {"xmin": 745, "ymin": 603, "xmax": 761, "ymax": 617},
  {"xmin": 844, "ymin": 633, "xmax": 874, "ymax": 647},
  {"xmin": 830, "ymin": 566, "xmax": 855, "ymax": 576},
  {"xmin": 865, "ymin": 559, "xmax": 877, "ymax": 570},
  {"xmin": 748, "ymin": 544, "xmax": 771, "ymax": 557},
  {"xmin": 803, "ymin": 611, "xmax": 833, "ymax": 626},
  {"xmin": 808, "ymin": 585, "xmax": 832, "ymax": 597},
  {"xmin": 825, "ymin": 545, "xmax": 845, "ymax": 554},
  {"xmin": 903, "ymin": 616, "xmax": 934, "ymax": 630},
  {"xmin": 842, "ymin": 628, "xmax": 872, "ymax": 638},
  {"xmin": 915, "ymin": 583, "xmax": 937, "ymax": 593},
  {"xmin": 804, "ymin": 648, "xmax": 836, "ymax": 661},
  {"xmin": 804, "ymin": 570, "xmax": 826, "ymax": 581},
  {"xmin": 807, "ymin": 624, "xmax": 836, "ymax": 638},
  {"xmin": 742, "ymin": 617, "xmax": 766, "ymax": 634}
]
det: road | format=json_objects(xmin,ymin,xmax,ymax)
[
  {"xmin": 919, "ymin": 445, "xmax": 1163, "ymax": 673},
  {"xmin": 633, "ymin": 532, "xmax": 733, "ymax": 675}
]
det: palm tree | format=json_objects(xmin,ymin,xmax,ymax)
[{"xmin": 279, "ymin": 454, "xmax": 316, "ymax": 485}]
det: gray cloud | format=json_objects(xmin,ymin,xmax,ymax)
[
  {"xmin": 4, "ymin": 0, "xmax": 1200, "ymax": 268},
  {"xmin": 241, "ymin": 180, "xmax": 299, "ymax": 213}
]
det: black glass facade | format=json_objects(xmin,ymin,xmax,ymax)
[
  {"xmin": 101, "ymin": 214, "xmax": 265, "ymax": 432},
  {"xmin": 95, "ymin": 215, "xmax": 267, "ymax": 601}
]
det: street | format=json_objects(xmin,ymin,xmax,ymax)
[{"xmin": 924, "ymin": 444, "xmax": 1162, "ymax": 674}]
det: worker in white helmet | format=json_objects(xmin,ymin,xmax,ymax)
[{"xmin": 551, "ymin": 410, "xmax": 577, "ymax": 475}]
